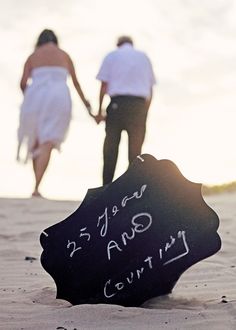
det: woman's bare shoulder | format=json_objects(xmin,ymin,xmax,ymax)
[
  {"xmin": 58, "ymin": 48, "xmax": 71, "ymax": 60},
  {"xmin": 24, "ymin": 52, "xmax": 35, "ymax": 67}
]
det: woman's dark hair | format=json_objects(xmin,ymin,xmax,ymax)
[{"xmin": 35, "ymin": 29, "xmax": 58, "ymax": 48}]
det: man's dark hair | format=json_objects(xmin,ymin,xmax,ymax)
[{"xmin": 116, "ymin": 35, "xmax": 133, "ymax": 47}]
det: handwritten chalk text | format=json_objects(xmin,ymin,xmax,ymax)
[
  {"xmin": 104, "ymin": 230, "xmax": 190, "ymax": 298},
  {"xmin": 104, "ymin": 256, "xmax": 153, "ymax": 298},
  {"xmin": 66, "ymin": 227, "xmax": 91, "ymax": 258},
  {"xmin": 107, "ymin": 212, "xmax": 153, "ymax": 260},
  {"xmin": 97, "ymin": 184, "xmax": 147, "ymax": 237}
]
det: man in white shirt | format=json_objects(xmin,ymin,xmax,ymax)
[{"xmin": 95, "ymin": 36, "xmax": 156, "ymax": 185}]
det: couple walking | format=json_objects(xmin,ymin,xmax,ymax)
[{"xmin": 17, "ymin": 29, "xmax": 156, "ymax": 197}]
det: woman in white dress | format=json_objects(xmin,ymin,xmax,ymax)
[{"xmin": 18, "ymin": 29, "xmax": 92, "ymax": 197}]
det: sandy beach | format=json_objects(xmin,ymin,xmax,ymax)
[{"xmin": 0, "ymin": 192, "xmax": 235, "ymax": 330}]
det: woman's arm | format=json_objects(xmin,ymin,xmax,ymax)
[
  {"xmin": 67, "ymin": 55, "xmax": 91, "ymax": 114},
  {"xmin": 20, "ymin": 57, "xmax": 31, "ymax": 93}
]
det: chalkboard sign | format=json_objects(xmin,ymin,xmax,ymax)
[{"xmin": 40, "ymin": 154, "xmax": 221, "ymax": 307}]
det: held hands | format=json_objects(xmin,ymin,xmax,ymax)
[
  {"xmin": 83, "ymin": 100, "xmax": 106, "ymax": 124},
  {"xmin": 94, "ymin": 113, "xmax": 106, "ymax": 124}
]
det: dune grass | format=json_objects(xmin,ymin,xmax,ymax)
[{"xmin": 202, "ymin": 181, "xmax": 236, "ymax": 195}]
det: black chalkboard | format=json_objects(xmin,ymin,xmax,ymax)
[{"xmin": 40, "ymin": 154, "xmax": 221, "ymax": 307}]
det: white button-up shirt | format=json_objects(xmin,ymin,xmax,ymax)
[{"xmin": 96, "ymin": 43, "xmax": 156, "ymax": 98}]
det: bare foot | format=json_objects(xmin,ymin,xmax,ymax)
[{"xmin": 32, "ymin": 191, "xmax": 42, "ymax": 198}]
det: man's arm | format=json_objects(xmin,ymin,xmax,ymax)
[
  {"xmin": 95, "ymin": 81, "xmax": 107, "ymax": 124},
  {"xmin": 145, "ymin": 87, "xmax": 153, "ymax": 111}
]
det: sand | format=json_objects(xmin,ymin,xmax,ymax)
[{"xmin": 0, "ymin": 192, "xmax": 235, "ymax": 330}]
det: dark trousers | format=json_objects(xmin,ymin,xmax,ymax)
[{"xmin": 103, "ymin": 95, "xmax": 148, "ymax": 185}]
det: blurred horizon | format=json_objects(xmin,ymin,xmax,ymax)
[{"xmin": 0, "ymin": 0, "xmax": 235, "ymax": 200}]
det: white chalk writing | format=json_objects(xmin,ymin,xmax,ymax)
[
  {"xmin": 137, "ymin": 155, "xmax": 144, "ymax": 162},
  {"xmin": 103, "ymin": 230, "xmax": 190, "ymax": 299},
  {"xmin": 162, "ymin": 230, "xmax": 189, "ymax": 266},
  {"xmin": 66, "ymin": 227, "xmax": 91, "ymax": 258},
  {"xmin": 97, "ymin": 184, "xmax": 147, "ymax": 237},
  {"xmin": 67, "ymin": 240, "xmax": 82, "ymax": 258},
  {"xmin": 106, "ymin": 212, "xmax": 153, "ymax": 261},
  {"xmin": 104, "ymin": 256, "xmax": 153, "ymax": 298}
]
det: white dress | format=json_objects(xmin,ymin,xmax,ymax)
[{"xmin": 17, "ymin": 66, "xmax": 72, "ymax": 162}]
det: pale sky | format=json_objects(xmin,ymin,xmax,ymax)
[{"xmin": 0, "ymin": 0, "xmax": 235, "ymax": 200}]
